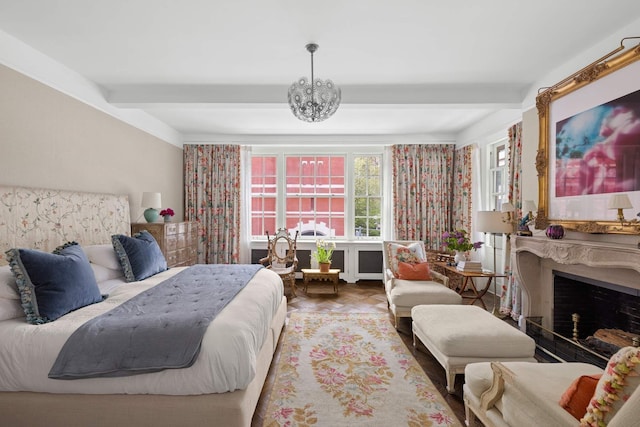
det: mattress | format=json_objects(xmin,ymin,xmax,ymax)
[{"xmin": 0, "ymin": 266, "xmax": 284, "ymax": 395}]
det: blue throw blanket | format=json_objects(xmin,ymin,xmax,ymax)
[{"xmin": 48, "ymin": 264, "xmax": 263, "ymax": 379}]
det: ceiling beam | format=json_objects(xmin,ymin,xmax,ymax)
[{"xmin": 107, "ymin": 83, "xmax": 525, "ymax": 108}]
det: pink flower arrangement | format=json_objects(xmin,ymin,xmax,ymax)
[
  {"xmin": 442, "ymin": 229, "xmax": 483, "ymax": 252},
  {"xmin": 159, "ymin": 208, "xmax": 174, "ymax": 217}
]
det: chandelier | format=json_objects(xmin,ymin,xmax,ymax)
[{"xmin": 288, "ymin": 43, "xmax": 341, "ymax": 122}]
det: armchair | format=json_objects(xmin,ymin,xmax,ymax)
[
  {"xmin": 260, "ymin": 228, "xmax": 299, "ymax": 297},
  {"xmin": 382, "ymin": 240, "xmax": 461, "ymax": 329}
]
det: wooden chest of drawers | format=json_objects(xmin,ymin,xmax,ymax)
[{"xmin": 131, "ymin": 221, "xmax": 198, "ymax": 267}]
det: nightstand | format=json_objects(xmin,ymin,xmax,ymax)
[{"xmin": 131, "ymin": 221, "xmax": 198, "ymax": 267}]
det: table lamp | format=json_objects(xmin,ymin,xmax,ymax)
[
  {"xmin": 607, "ymin": 194, "xmax": 632, "ymax": 224},
  {"xmin": 141, "ymin": 192, "xmax": 162, "ymax": 223}
]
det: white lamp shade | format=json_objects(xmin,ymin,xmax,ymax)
[
  {"xmin": 476, "ymin": 211, "xmax": 513, "ymax": 234},
  {"xmin": 607, "ymin": 194, "xmax": 632, "ymax": 209},
  {"xmin": 523, "ymin": 200, "xmax": 537, "ymax": 212},
  {"xmin": 501, "ymin": 202, "xmax": 515, "ymax": 213},
  {"xmin": 141, "ymin": 192, "xmax": 162, "ymax": 208}
]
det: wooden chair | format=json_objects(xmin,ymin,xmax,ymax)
[{"xmin": 260, "ymin": 228, "xmax": 299, "ymax": 297}]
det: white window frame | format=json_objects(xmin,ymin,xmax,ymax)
[
  {"xmin": 251, "ymin": 146, "xmax": 384, "ymax": 241},
  {"xmin": 487, "ymin": 138, "xmax": 509, "ymax": 211}
]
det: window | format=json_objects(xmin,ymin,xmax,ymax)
[
  {"xmin": 353, "ymin": 156, "xmax": 381, "ymax": 237},
  {"xmin": 250, "ymin": 150, "xmax": 383, "ymax": 239},
  {"xmin": 489, "ymin": 140, "xmax": 508, "ymax": 210}
]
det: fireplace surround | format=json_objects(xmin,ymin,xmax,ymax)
[
  {"xmin": 512, "ymin": 236, "xmax": 640, "ymax": 333},
  {"xmin": 512, "ymin": 235, "xmax": 640, "ymax": 364}
]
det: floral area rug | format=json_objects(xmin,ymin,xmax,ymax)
[{"xmin": 262, "ymin": 312, "xmax": 462, "ymax": 426}]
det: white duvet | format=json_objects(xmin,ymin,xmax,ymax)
[{"xmin": 0, "ymin": 267, "xmax": 284, "ymax": 395}]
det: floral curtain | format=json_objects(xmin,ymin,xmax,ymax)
[
  {"xmin": 184, "ymin": 144, "xmax": 241, "ymax": 264},
  {"xmin": 452, "ymin": 145, "xmax": 474, "ymax": 232},
  {"xmin": 392, "ymin": 144, "xmax": 455, "ymax": 249},
  {"xmin": 500, "ymin": 122, "xmax": 523, "ymax": 320}
]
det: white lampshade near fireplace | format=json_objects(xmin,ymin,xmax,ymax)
[{"xmin": 607, "ymin": 194, "xmax": 633, "ymax": 223}]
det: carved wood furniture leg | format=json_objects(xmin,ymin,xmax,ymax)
[
  {"xmin": 290, "ymin": 276, "xmax": 297, "ymax": 297},
  {"xmin": 465, "ymin": 401, "xmax": 478, "ymax": 427}
]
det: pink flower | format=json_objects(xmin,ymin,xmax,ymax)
[
  {"xmin": 335, "ymin": 345, "xmax": 356, "ymax": 359},
  {"xmin": 309, "ymin": 347, "xmax": 328, "ymax": 360},
  {"xmin": 430, "ymin": 412, "xmax": 454, "ymax": 424},
  {"xmin": 316, "ymin": 367, "xmax": 346, "ymax": 386},
  {"xmin": 160, "ymin": 208, "xmax": 174, "ymax": 217},
  {"xmin": 275, "ymin": 407, "xmax": 294, "ymax": 420},
  {"xmin": 369, "ymin": 354, "xmax": 387, "ymax": 366},
  {"xmin": 346, "ymin": 398, "xmax": 374, "ymax": 416}
]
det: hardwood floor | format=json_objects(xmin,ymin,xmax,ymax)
[{"xmin": 251, "ymin": 279, "xmax": 498, "ymax": 426}]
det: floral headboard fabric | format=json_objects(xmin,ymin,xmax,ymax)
[{"xmin": 0, "ymin": 186, "xmax": 130, "ymax": 265}]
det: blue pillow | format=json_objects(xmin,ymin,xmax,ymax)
[
  {"xmin": 5, "ymin": 242, "xmax": 103, "ymax": 324},
  {"xmin": 112, "ymin": 231, "xmax": 167, "ymax": 282}
]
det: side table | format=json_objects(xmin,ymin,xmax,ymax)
[
  {"xmin": 301, "ymin": 268, "xmax": 340, "ymax": 294},
  {"xmin": 433, "ymin": 262, "xmax": 506, "ymax": 310}
]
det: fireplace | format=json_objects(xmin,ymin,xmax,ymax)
[
  {"xmin": 512, "ymin": 236, "xmax": 640, "ymax": 364},
  {"xmin": 553, "ymin": 272, "xmax": 640, "ymax": 340}
]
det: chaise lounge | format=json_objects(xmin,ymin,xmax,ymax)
[{"xmin": 463, "ymin": 346, "xmax": 640, "ymax": 427}]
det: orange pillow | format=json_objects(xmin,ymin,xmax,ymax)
[
  {"xmin": 559, "ymin": 373, "xmax": 602, "ymax": 420},
  {"xmin": 396, "ymin": 261, "xmax": 432, "ymax": 280}
]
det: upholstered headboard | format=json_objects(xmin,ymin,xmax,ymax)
[{"xmin": 0, "ymin": 185, "xmax": 130, "ymax": 265}]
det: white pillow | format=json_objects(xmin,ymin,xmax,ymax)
[
  {"xmin": 83, "ymin": 244, "xmax": 122, "ymax": 271},
  {"xmin": 0, "ymin": 298, "xmax": 24, "ymax": 321},
  {"xmin": 0, "ymin": 265, "xmax": 19, "ymax": 299},
  {"xmin": 91, "ymin": 263, "xmax": 124, "ymax": 283},
  {"xmin": 97, "ymin": 278, "xmax": 127, "ymax": 296}
]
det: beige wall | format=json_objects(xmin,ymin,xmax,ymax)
[
  {"xmin": 0, "ymin": 64, "xmax": 184, "ymax": 223},
  {"xmin": 520, "ymin": 107, "xmax": 539, "ymax": 205}
]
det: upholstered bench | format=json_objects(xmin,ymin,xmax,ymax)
[{"xmin": 411, "ymin": 304, "xmax": 536, "ymax": 393}]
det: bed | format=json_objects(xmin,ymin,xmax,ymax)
[{"xmin": 0, "ymin": 185, "xmax": 287, "ymax": 427}]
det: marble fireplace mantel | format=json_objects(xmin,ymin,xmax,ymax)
[{"xmin": 511, "ymin": 236, "xmax": 640, "ymax": 331}]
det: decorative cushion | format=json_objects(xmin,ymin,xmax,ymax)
[
  {"xmin": 560, "ymin": 373, "xmax": 602, "ymax": 420},
  {"xmin": 396, "ymin": 261, "xmax": 432, "ymax": 280},
  {"xmin": 387, "ymin": 242, "xmax": 426, "ymax": 277},
  {"xmin": 581, "ymin": 346, "xmax": 640, "ymax": 426},
  {"xmin": 5, "ymin": 242, "xmax": 103, "ymax": 324},
  {"xmin": 83, "ymin": 244, "xmax": 122, "ymax": 271},
  {"xmin": 112, "ymin": 231, "xmax": 167, "ymax": 282}
]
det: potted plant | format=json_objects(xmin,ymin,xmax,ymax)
[
  {"xmin": 159, "ymin": 208, "xmax": 175, "ymax": 223},
  {"xmin": 441, "ymin": 229, "xmax": 483, "ymax": 264},
  {"xmin": 312, "ymin": 239, "xmax": 335, "ymax": 272}
]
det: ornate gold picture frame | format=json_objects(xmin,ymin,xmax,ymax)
[{"xmin": 536, "ymin": 37, "xmax": 640, "ymax": 235}]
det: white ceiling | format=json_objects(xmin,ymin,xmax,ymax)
[{"xmin": 1, "ymin": 1, "xmax": 639, "ymax": 141}]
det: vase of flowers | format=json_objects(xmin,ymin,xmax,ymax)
[
  {"xmin": 442, "ymin": 229, "xmax": 484, "ymax": 264},
  {"xmin": 159, "ymin": 208, "xmax": 174, "ymax": 223},
  {"xmin": 313, "ymin": 239, "xmax": 335, "ymax": 272}
]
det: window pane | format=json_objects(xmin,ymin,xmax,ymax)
[
  {"xmin": 355, "ymin": 177, "xmax": 366, "ymax": 196},
  {"xmin": 368, "ymin": 177, "xmax": 380, "ymax": 195},
  {"xmin": 354, "ymin": 197, "xmax": 367, "ymax": 216},
  {"xmin": 369, "ymin": 197, "xmax": 381, "ymax": 214}
]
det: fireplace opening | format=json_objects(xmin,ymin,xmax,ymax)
[{"xmin": 553, "ymin": 271, "xmax": 640, "ymax": 357}]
